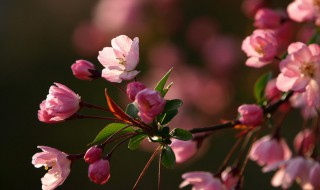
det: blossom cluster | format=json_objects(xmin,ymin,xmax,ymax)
[{"xmin": 32, "ymin": 0, "xmax": 320, "ymax": 189}]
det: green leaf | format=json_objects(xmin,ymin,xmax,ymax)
[
  {"xmin": 159, "ymin": 109, "xmax": 178, "ymax": 125},
  {"xmin": 161, "ymin": 82, "xmax": 173, "ymax": 97},
  {"xmin": 89, "ymin": 123, "xmax": 134, "ymax": 146},
  {"xmin": 254, "ymin": 72, "xmax": 273, "ymax": 104},
  {"xmin": 161, "ymin": 145, "xmax": 176, "ymax": 169},
  {"xmin": 163, "ymin": 99, "xmax": 183, "ymax": 112},
  {"xmin": 128, "ymin": 134, "xmax": 147, "ymax": 150},
  {"xmin": 125, "ymin": 103, "xmax": 139, "ymax": 119},
  {"xmin": 170, "ymin": 128, "xmax": 193, "ymax": 141},
  {"xmin": 154, "ymin": 68, "xmax": 173, "ymax": 97}
]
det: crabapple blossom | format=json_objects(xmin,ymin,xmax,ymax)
[
  {"xmin": 170, "ymin": 139, "xmax": 197, "ymax": 163},
  {"xmin": 250, "ymin": 135, "xmax": 292, "ymax": 168},
  {"xmin": 135, "ymin": 88, "xmax": 166, "ymax": 123},
  {"xmin": 71, "ymin": 60, "xmax": 96, "ymax": 81},
  {"xmin": 88, "ymin": 159, "xmax": 111, "ymax": 185},
  {"xmin": 38, "ymin": 83, "xmax": 81, "ymax": 123},
  {"xmin": 309, "ymin": 162, "xmax": 320, "ymax": 189},
  {"xmin": 237, "ymin": 104, "xmax": 263, "ymax": 126},
  {"xmin": 241, "ymin": 29, "xmax": 278, "ymax": 68},
  {"xmin": 126, "ymin": 82, "xmax": 146, "ymax": 101},
  {"xmin": 32, "ymin": 146, "xmax": 71, "ymax": 190},
  {"xmin": 180, "ymin": 172, "xmax": 226, "ymax": 190},
  {"xmin": 254, "ymin": 8, "xmax": 281, "ymax": 29},
  {"xmin": 294, "ymin": 129, "xmax": 316, "ymax": 155},
  {"xmin": 270, "ymin": 156, "xmax": 313, "ymax": 189},
  {"xmin": 84, "ymin": 146, "xmax": 103, "ymax": 164},
  {"xmin": 287, "ymin": 0, "xmax": 320, "ymax": 26},
  {"xmin": 98, "ymin": 35, "xmax": 140, "ymax": 83}
]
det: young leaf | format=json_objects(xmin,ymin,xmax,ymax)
[
  {"xmin": 126, "ymin": 103, "xmax": 139, "ymax": 119},
  {"xmin": 254, "ymin": 72, "xmax": 273, "ymax": 104},
  {"xmin": 159, "ymin": 109, "xmax": 178, "ymax": 125},
  {"xmin": 154, "ymin": 68, "xmax": 173, "ymax": 97},
  {"xmin": 161, "ymin": 82, "xmax": 173, "ymax": 97},
  {"xmin": 170, "ymin": 128, "xmax": 193, "ymax": 141},
  {"xmin": 161, "ymin": 145, "xmax": 176, "ymax": 169},
  {"xmin": 89, "ymin": 123, "xmax": 134, "ymax": 146},
  {"xmin": 128, "ymin": 134, "xmax": 147, "ymax": 150},
  {"xmin": 163, "ymin": 99, "xmax": 183, "ymax": 112}
]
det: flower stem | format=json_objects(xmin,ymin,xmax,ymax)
[
  {"xmin": 80, "ymin": 101, "xmax": 111, "ymax": 112},
  {"xmin": 189, "ymin": 120, "xmax": 240, "ymax": 134},
  {"xmin": 76, "ymin": 114, "xmax": 123, "ymax": 122}
]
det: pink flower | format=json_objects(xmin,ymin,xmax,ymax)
[
  {"xmin": 250, "ymin": 136, "xmax": 292, "ymax": 167},
  {"xmin": 135, "ymin": 89, "xmax": 166, "ymax": 123},
  {"xmin": 237, "ymin": 104, "xmax": 263, "ymax": 126},
  {"xmin": 265, "ymin": 79, "xmax": 282, "ymax": 102},
  {"xmin": 38, "ymin": 83, "xmax": 81, "ymax": 123},
  {"xmin": 287, "ymin": 0, "xmax": 320, "ymax": 25},
  {"xmin": 254, "ymin": 8, "xmax": 281, "ymax": 29},
  {"xmin": 98, "ymin": 35, "xmax": 140, "ymax": 83},
  {"xmin": 221, "ymin": 167, "xmax": 239, "ymax": 190},
  {"xmin": 276, "ymin": 42, "xmax": 320, "ymax": 92},
  {"xmin": 271, "ymin": 157, "xmax": 313, "ymax": 189},
  {"xmin": 180, "ymin": 172, "xmax": 226, "ymax": 190},
  {"xmin": 241, "ymin": 29, "xmax": 278, "ymax": 68},
  {"xmin": 71, "ymin": 60, "xmax": 97, "ymax": 81},
  {"xmin": 88, "ymin": 159, "xmax": 111, "ymax": 185},
  {"xmin": 32, "ymin": 146, "xmax": 71, "ymax": 190},
  {"xmin": 126, "ymin": 82, "xmax": 146, "ymax": 101},
  {"xmin": 309, "ymin": 162, "xmax": 320, "ymax": 189},
  {"xmin": 294, "ymin": 129, "xmax": 316, "ymax": 156},
  {"xmin": 84, "ymin": 146, "xmax": 103, "ymax": 164},
  {"xmin": 171, "ymin": 139, "xmax": 197, "ymax": 163}
]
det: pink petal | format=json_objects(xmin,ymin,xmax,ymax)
[
  {"xmin": 276, "ymin": 73, "xmax": 298, "ymax": 92},
  {"xmin": 288, "ymin": 42, "xmax": 306, "ymax": 54},
  {"xmin": 98, "ymin": 47, "xmax": 124, "ymax": 69},
  {"xmin": 119, "ymin": 70, "xmax": 140, "ymax": 80},
  {"xmin": 125, "ymin": 37, "xmax": 139, "ymax": 71},
  {"xmin": 245, "ymin": 57, "xmax": 270, "ymax": 68},
  {"xmin": 111, "ymin": 35, "xmax": 133, "ymax": 55},
  {"xmin": 101, "ymin": 68, "xmax": 123, "ymax": 83}
]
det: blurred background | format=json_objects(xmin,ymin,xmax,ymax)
[{"xmin": 1, "ymin": 0, "xmax": 307, "ymax": 189}]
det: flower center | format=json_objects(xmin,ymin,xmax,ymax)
[
  {"xmin": 116, "ymin": 57, "xmax": 126, "ymax": 65},
  {"xmin": 300, "ymin": 62, "xmax": 316, "ymax": 78}
]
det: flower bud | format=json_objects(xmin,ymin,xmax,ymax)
[
  {"xmin": 88, "ymin": 159, "xmax": 111, "ymax": 185},
  {"xmin": 126, "ymin": 82, "xmax": 146, "ymax": 101},
  {"xmin": 238, "ymin": 104, "xmax": 263, "ymax": 126},
  {"xmin": 135, "ymin": 89, "xmax": 166, "ymax": 123},
  {"xmin": 221, "ymin": 167, "xmax": 239, "ymax": 190},
  {"xmin": 84, "ymin": 146, "xmax": 103, "ymax": 164},
  {"xmin": 254, "ymin": 8, "xmax": 281, "ymax": 29},
  {"xmin": 71, "ymin": 60, "xmax": 96, "ymax": 81},
  {"xmin": 171, "ymin": 139, "xmax": 197, "ymax": 163},
  {"xmin": 294, "ymin": 129, "xmax": 315, "ymax": 156}
]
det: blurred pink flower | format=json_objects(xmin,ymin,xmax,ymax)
[
  {"xmin": 265, "ymin": 79, "xmax": 282, "ymax": 102},
  {"xmin": 250, "ymin": 136, "xmax": 292, "ymax": 168},
  {"xmin": 32, "ymin": 146, "xmax": 71, "ymax": 190},
  {"xmin": 287, "ymin": 0, "xmax": 320, "ymax": 25},
  {"xmin": 88, "ymin": 159, "xmax": 111, "ymax": 185},
  {"xmin": 309, "ymin": 162, "xmax": 320, "ymax": 189},
  {"xmin": 171, "ymin": 139, "xmax": 197, "ymax": 163},
  {"xmin": 238, "ymin": 104, "xmax": 263, "ymax": 126},
  {"xmin": 241, "ymin": 0, "xmax": 266, "ymax": 18},
  {"xmin": 84, "ymin": 146, "xmax": 103, "ymax": 164},
  {"xmin": 254, "ymin": 8, "xmax": 281, "ymax": 29},
  {"xmin": 71, "ymin": 60, "xmax": 96, "ymax": 81},
  {"xmin": 294, "ymin": 129, "xmax": 316, "ymax": 156},
  {"xmin": 126, "ymin": 82, "xmax": 146, "ymax": 101},
  {"xmin": 180, "ymin": 172, "xmax": 226, "ymax": 190},
  {"xmin": 271, "ymin": 157, "xmax": 313, "ymax": 189},
  {"xmin": 38, "ymin": 83, "xmax": 81, "ymax": 123},
  {"xmin": 290, "ymin": 90, "xmax": 320, "ymax": 119},
  {"xmin": 241, "ymin": 29, "xmax": 278, "ymax": 68},
  {"xmin": 135, "ymin": 89, "xmax": 166, "ymax": 123},
  {"xmin": 98, "ymin": 35, "xmax": 140, "ymax": 83}
]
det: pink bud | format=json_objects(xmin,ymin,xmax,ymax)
[
  {"xmin": 237, "ymin": 104, "xmax": 263, "ymax": 126},
  {"xmin": 254, "ymin": 8, "xmax": 281, "ymax": 29},
  {"xmin": 135, "ymin": 89, "xmax": 166, "ymax": 123},
  {"xmin": 38, "ymin": 83, "xmax": 81, "ymax": 123},
  {"xmin": 294, "ymin": 129, "xmax": 316, "ymax": 155},
  {"xmin": 71, "ymin": 60, "xmax": 96, "ymax": 81},
  {"xmin": 221, "ymin": 167, "xmax": 239, "ymax": 190},
  {"xmin": 171, "ymin": 139, "xmax": 197, "ymax": 164},
  {"xmin": 126, "ymin": 82, "xmax": 146, "ymax": 101},
  {"xmin": 309, "ymin": 162, "xmax": 320, "ymax": 189},
  {"xmin": 265, "ymin": 79, "xmax": 282, "ymax": 102},
  {"xmin": 84, "ymin": 146, "xmax": 103, "ymax": 164},
  {"xmin": 180, "ymin": 171, "xmax": 226, "ymax": 190},
  {"xmin": 88, "ymin": 159, "xmax": 111, "ymax": 185},
  {"xmin": 250, "ymin": 135, "xmax": 292, "ymax": 167}
]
